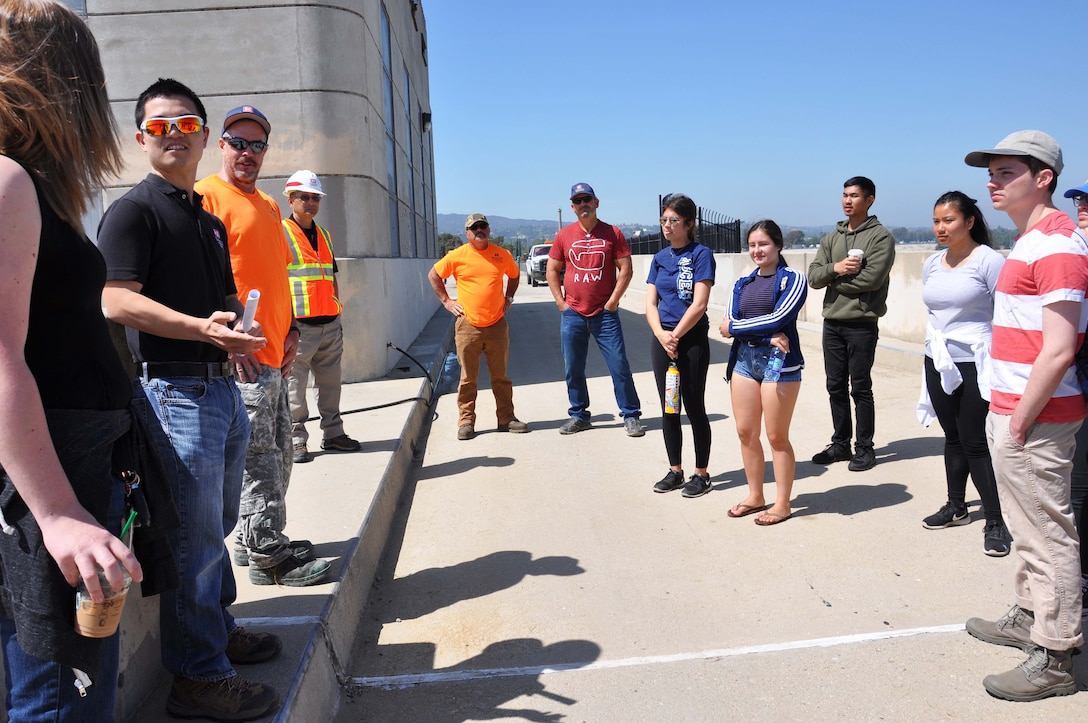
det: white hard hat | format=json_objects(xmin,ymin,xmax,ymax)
[{"xmin": 283, "ymin": 169, "xmax": 325, "ymax": 197}]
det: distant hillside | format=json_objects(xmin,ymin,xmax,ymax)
[{"xmin": 437, "ymin": 213, "xmax": 561, "ymax": 241}]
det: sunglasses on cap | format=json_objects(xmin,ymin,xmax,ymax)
[
  {"xmin": 140, "ymin": 115, "xmax": 204, "ymax": 136},
  {"xmin": 222, "ymin": 133, "xmax": 268, "ymax": 154}
]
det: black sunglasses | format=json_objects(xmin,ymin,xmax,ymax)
[
  {"xmin": 222, "ymin": 134, "xmax": 268, "ymax": 154},
  {"xmin": 572, "ymin": 196, "xmax": 594, "ymax": 205},
  {"xmin": 469, "ymin": 223, "xmax": 489, "ymax": 231}
]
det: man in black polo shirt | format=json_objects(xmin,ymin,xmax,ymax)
[{"xmin": 98, "ymin": 79, "xmax": 278, "ymax": 722}]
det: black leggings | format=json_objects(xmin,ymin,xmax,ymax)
[
  {"xmin": 652, "ymin": 324, "xmax": 711, "ymax": 470},
  {"xmin": 924, "ymin": 356, "xmax": 1002, "ymax": 522}
]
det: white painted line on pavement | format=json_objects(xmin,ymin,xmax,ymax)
[{"xmin": 349, "ymin": 623, "xmax": 965, "ymax": 689}]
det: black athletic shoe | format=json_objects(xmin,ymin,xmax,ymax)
[
  {"xmin": 983, "ymin": 520, "xmax": 1012, "ymax": 557},
  {"xmin": 922, "ymin": 502, "xmax": 970, "ymax": 530},
  {"xmin": 847, "ymin": 446, "xmax": 876, "ymax": 471},
  {"xmin": 680, "ymin": 473, "xmax": 711, "ymax": 498},
  {"xmin": 653, "ymin": 469, "xmax": 685, "ymax": 493},
  {"xmin": 811, "ymin": 443, "xmax": 851, "ymax": 465}
]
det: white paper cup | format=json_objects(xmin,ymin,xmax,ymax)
[{"xmin": 848, "ymin": 248, "xmax": 864, "ymax": 260}]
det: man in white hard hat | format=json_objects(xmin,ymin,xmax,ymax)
[{"xmin": 281, "ymin": 170, "xmax": 360, "ymax": 463}]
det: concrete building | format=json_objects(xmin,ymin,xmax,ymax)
[{"xmin": 82, "ymin": 0, "xmax": 439, "ymax": 381}]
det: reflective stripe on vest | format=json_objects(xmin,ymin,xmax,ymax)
[{"xmin": 282, "ymin": 219, "xmax": 343, "ymax": 318}]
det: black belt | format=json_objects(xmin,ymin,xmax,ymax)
[
  {"xmin": 140, "ymin": 361, "xmax": 233, "ymax": 380},
  {"xmin": 743, "ymin": 340, "xmax": 771, "ymax": 347}
]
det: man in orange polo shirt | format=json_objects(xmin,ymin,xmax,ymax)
[
  {"xmin": 428, "ymin": 213, "xmax": 528, "ymax": 439},
  {"xmin": 197, "ymin": 106, "xmax": 329, "ymax": 587}
]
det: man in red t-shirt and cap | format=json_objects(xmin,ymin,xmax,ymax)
[{"xmin": 547, "ymin": 183, "xmax": 643, "ymax": 437}]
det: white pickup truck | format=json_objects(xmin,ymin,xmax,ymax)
[{"xmin": 523, "ymin": 243, "xmax": 552, "ymax": 286}]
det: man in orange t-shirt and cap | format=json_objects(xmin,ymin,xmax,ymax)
[
  {"xmin": 428, "ymin": 213, "xmax": 528, "ymax": 440},
  {"xmin": 197, "ymin": 105, "xmax": 329, "ymax": 587}
]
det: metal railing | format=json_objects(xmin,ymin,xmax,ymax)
[{"xmin": 627, "ymin": 197, "xmax": 742, "ymax": 255}]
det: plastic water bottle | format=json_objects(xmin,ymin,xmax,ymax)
[
  {"xmin": 665, "ymin": 362, "xmax": 680, "ymax": 414},
  {"xmin": 763, "ymin": 348, "xmax": 786, "ymax": 383}
]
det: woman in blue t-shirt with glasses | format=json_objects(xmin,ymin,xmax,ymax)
[{"xmin": 646, "ymin": 194, "xmax": 716, "ymax": 498}]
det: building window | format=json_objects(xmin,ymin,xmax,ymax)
[
  {"xmin": 404, "ymin": 66, "xmax": 418, "ymax": 258},
  {"xmin": 381, "ymin": 4, "xmax": 400, "ymax": 257}
]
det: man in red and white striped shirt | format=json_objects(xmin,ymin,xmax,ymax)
[{"xmin": 961, "ymin": 130, "xmax": 1088, "ymax": 702}]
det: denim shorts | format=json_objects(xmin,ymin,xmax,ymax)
[{"xmin": 733, "ymin": 342, "xmax": 802, "ymax": 383}]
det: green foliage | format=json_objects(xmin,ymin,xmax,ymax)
[{"xmin": 437, "ymin": 232, "xmax": 460, "ymax": 256}]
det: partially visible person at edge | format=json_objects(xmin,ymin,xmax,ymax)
[
  {"xmin": 280, "ymin": 169, "xmax": 362, "ymax": 464},
  {"xmin": 196, "ymin": 106, "xmax": 331, "ymax": 588},
  {"xmin": 0, "ymin": 3, "xmax": 143, "ymax": 719},
  {"xmin": 547, "ymin": 182, "xmax": 644, "ymax": 437},
  {"xmin": 807, "ymin": 176, "xmax": 896, "ymax": 472},
  {"xmin": 962, "ymin": 130, "xmax": 1087, "ymax": 702},
  {"xmin": 98, "ymin": 78, "xmax": 279, "ymax": 720},
  {"xmin": 916, "ymin": 191, "xmax": 1010, "ymax": 557},
  {"xmin": 1062, "ymin": 178, "xmax": 1088, "ymax": 608},
  {"xmin": 719, "ymin": 220, "xmax": 807, "ymax": 526},
  {"xmin": 428, "ymin": 214, "xmax": 528, "ymax": 440},
  {"xmin": 646, "ymin": 194, "xmax": 716, "ymax": 498}
]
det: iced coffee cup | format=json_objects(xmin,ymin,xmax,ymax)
[{"xmin": 74, "ymin": 568, "xmax": 131, "ymax": 638}]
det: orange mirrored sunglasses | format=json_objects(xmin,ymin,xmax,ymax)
[{"xmin": 140, "ymin": 115, "xmax": 204, "ymax": 136}]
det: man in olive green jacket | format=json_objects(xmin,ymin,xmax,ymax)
[{"xmin": 807, "ymin": 176, "xmax": 896, "ymax": 472}]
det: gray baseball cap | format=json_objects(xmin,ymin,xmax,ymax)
[{"xmin": 964, "ymin": 130, "xmax": 1063, "ymax": 175}]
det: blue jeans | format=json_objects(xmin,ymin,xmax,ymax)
[
  {"xmin": 137, "ymin": 376, "xmax": 249, "ymax": 681},
  {"xmin": 1, "ymin": 474, "xmax": 125, "ymax": 722},
  {"xmin": 1, "ymin": 615, "xmax": 120, "ymax": 722},
  {"xmin": 560, "ymin": 308, "xmax": 640, "ymax": 421}
]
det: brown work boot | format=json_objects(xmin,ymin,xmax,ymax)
[
  {"xmin": 457, "ymin": 423, "xmax": 474, "ymax": 440},
  {"xmin": 983, "ymin": 646, "xmax": 1076, "ymax": 702},
  {"xmin": 966, "ymin": 605, "xmax": 1034, "ymax": 651},
  {"xmin": 226, "ymin": 626, "xmax": 282, "ymax": 665},
  {"xmin": 166, "ymin": 675, "xmax": 279, "ymax": 721}
]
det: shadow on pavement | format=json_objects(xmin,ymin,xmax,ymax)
[{"xmin": 371, "ymin": 551, "xmax": 585, "ymax": 623}]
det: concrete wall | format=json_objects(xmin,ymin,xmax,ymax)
[{"xmin": 630, "ymin": 245, "xmax": 934, "ymax": 345}]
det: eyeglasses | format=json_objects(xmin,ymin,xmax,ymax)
[
  {"xmin": 469, "ymin": 223, "xmax": 489, "ymax": 232},
  {"xmin": 572, "ymin": 196, "xmax": 595, "ymax": 205},
  {"xmin": 293, "ymin": 193, "xmax": 322, "ymax": 203},
  {"xmin": 140, "ymin": 115, "xmax": 204, "ymax": 136},
  {"xmin": 1072, "ymin": 195, "xmax": 1088, "ymax": 209},
  {"xmin": 660, "ymin": 216, "xmax": 685, "ymax": 226},
  {"xmin": 222, "ymin": 134, "xmax": 268, "ymax": 154}
]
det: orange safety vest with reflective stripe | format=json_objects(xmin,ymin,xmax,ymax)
[{"xmin": 282, "ymin": 217, "xmax": 343, "ymax": 318}]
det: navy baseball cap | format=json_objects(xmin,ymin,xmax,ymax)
[
  {"xmin": 222, "ymin": 105, "xmax": 271, "ymax": 136},
  {"xmin": 570, "ymin": 183, "xmax": 595, "ymax": 200}
]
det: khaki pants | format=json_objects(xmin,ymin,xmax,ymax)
[
  {"xmin": 288, "ymin": 317, "xmax": 346, "ymax": 446},
  {"xmin": 455, "ymin": 315, "xmax": 514, "ymax": 427},
  {"xmin": 987, "ymin": 412, "xmax": 1084, "ymax": 650}
]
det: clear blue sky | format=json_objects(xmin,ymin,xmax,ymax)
[{"xmin": 424, "ymin": 0, "xmax": 1087, "ymax": 231}]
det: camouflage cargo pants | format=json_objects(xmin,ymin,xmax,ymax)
[{"xmin": 236, "ymin": 365, "xmax": 294, "ymax": 569}]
